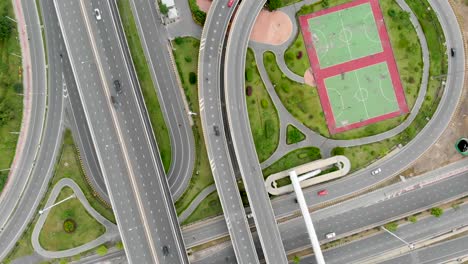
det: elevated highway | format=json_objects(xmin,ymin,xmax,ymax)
[
  {"xmin": 53, "ymin": 0, "xmax": 188, "ymax": 262},
  {"xmin": 197, "ymin": 0, "xmax": 259, "ymax": 262},
  {"xmin": 224, "ymin": 0, "xmax": 289, "ymax": 262}
]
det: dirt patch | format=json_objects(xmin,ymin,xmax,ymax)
[
  {"xmin": 401, "ymin": 0, "xmax": 468, "ymax": 177},
  {"xmin": 304, "ymin": 68, "xmax": 316, "ymax": 86},
  {"xmin": 250, "ymin": 10, "xmax": 293, "ymax": 45},
  {"xmin": 196, "ymin": 0, "xmax": 211, "ymax": 13}
]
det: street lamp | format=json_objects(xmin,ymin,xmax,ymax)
[
  {"xmin": 39, "ymin": 194, "xmax": 76, "ymax": 215},
  {"xmin": 381, "ymin": 226, "xmax": 415, "ymax": 250}
]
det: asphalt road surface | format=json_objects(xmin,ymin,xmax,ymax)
[
  {"xmin": 0, "ymin": 0, "xmax": 47, "ymax": 232},
  {"xmin": 0, "ymin": 0, "xmax": 64, "ymax": 259},
  {"xmin": 380, "ymin": 235, "xmax": 468, "ymax": 264},
  {"xmin": 301, "ymin": 201, "xmax": 468, "ymax": 263},
  {"xmin": 192, "ymin": 169, "xmax": 468, "ymax": 263},
  {"xmin": 53, "ymin": 0, "xmax": 187, "ymax": 262},
  {"xmin": 126, "ymin": 0, "xmax": 195, "ymax": 200},
  {"xmin": 224, "ymin": 0, "xmax": 289, "ymax": 263},
  {"xmin": 218, "ymin": 0, "xmax": 465, "ymax": 257},
  {"xmin": 197, "ymin": 0, "xmax": 260, "ymax": 262}
]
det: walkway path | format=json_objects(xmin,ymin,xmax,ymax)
[
  {"xmin": 251, "ymin": 0, "xmax": 430, "ymax": 168},
  {"xmin": 178, "ymin": 184, "xmax": 216, "ymax": 223},
  {"xmin": 31, "ymin": 178, "xmax": 119, "ymax": 259},
  {"xmin": 166, "ymin": 0, "xmax": 202, "ymax": 39}
]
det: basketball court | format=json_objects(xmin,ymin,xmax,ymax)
[{"xmin": 299, "ymin": 0, "xmax": 409, "ymax": 134}]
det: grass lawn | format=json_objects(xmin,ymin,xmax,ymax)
[
  {"xmin": 39, "ymin": 187, "xmax": 106, "ymax": 251},
  {"xmin": 284, "ymin": 33, "xmax": 310, "ymax": 77},
  {"xmin": 334, "ymin": 0, "xmax": 447, "ymax": 170},
  {"xmin": 117, "ymin": 0, "xmax": 172, "ymax": 172},
  {"xmin": 284, "ymin": 0, "xmax": 422, "ymax": 140},
  {"xmin": 182, "ymin": 191, "xmax": 223, "ymax": 225},
  {"xmin": 262, "ymin": 147, "xmax": 322, "ymax": 178},
  {"xmin": 245, "ymin": 48, "xmax": 280, "ymax": 162},
  {"xmin": 286, "ymin": 125, "xmax": 305, "ymax": 144},
  {"xmin": 0, "ymin": 0, "xmax": 23, "ymax": 193},
  {"xmin": 5, "ymin": 130, "xmax": 115, "ymax": 261},
  {"xmin": 263, "ymin": 51, "xmax": 330, "ymax": 137},
  {"xmin": 171, "ymin": 37, "xmax": 217, "ymax": 221}
]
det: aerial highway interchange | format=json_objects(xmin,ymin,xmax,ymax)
[{"xmin": 0, "ymin": 0, "xmax": 466, "ymax": 263}]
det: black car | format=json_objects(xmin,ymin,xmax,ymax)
[
  {"xmin": 162, "ymin": 245, "xmax": 169, "ymax": 256},
  {"xmin": 213, "ymin": 125, "xmax": 220, "ymax": 136},
  {"xmin": 451, "ymin": 48, "xmax": 455, "ymax": 57},
  {"xmin": 114, "ymin": 80, "xmax": 122, "ymax": 94}
]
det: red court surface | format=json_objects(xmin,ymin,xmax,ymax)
[{"xmin": 299, "ymin": 0, "xmax": 409, "ymax": 134}]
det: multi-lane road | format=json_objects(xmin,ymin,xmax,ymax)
[
  {"xmin": 198, "ymin": 0, "xmax": 260, "ymax": 262},
  {"xmin": 53, "ymin": 0, "xmax": 187, "ymax": 262},
  {"xmin": 0, "ymin": 0, "xmax": 465, "ymax": 262},
  {"xmin": 126, "ymin": 0, "xmax": 195, "ymax": 200},
  {"xmin": 191, "ymin": 167, "xmax": 468, "ymax": 263},
  {"xmin": 0, "ymin": 0, "xmax": 65, "ymax": 258},
  {"xmin": 221, "ymin": 0, "xmax": 465, "ymax": 248}
]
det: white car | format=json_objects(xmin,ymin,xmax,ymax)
[
  {"xmin": 94, "ymin": 8, "xmax": 102, "ymax": 20},
  {"xmin": 325, "ymin": 232, "xmax": 336, "ymax": 239},
  {"xmin": 371, "ymin": 168, "xmax": 382, "ymax": 175}
]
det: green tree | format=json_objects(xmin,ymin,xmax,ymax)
[
  {"xmin": 96, "ymin": 245, "xmax": 108, "ymax": 256},
  {"xmin": 293, "ymin": 255, "xmax": 301, "ymax": 264},
  {"xmin": 0, "ymin": 16, "xmax": 14, "ymax": 40},
  {"xmin": 408, "ymin": 215, "xmax": 417, "ymax": 223},
  {"xmin": 267, "ymin": 0, "xmax": 282, "ymax": 10},
  {"xmin": 430, "ymin": 207, "xmax": 443, "ymax": 217},
  {"xmin": 159, "ymin": 2, "xmax": 169, "ymax": 15}
]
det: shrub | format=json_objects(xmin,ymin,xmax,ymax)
[
  {"xmin": 174, "ymin": 37, "xmax": 183, "ymax": 45},
  {"xmin": 246, "ymin": 86, "xmax": 253, "ymax": 96},
  {"xmin": 159, "ymin": 2, "xmax": 169, "ymax": 15},
  {"xmin": 430, "ymin": 207, "xmax": 443, "ymax": 217},
  {"xmin": 0, "ymin": 17, "xmax": 14, "ymax": 39},
  {"xmin": 96, "ymin": 245, "xmax": 108, "ymax": 256},
  {"xmin": 408, "ymin": 215, "xmax": 417, "ymax": 223},
  {"xmin": 245, "ymin": 68, "xmax": 254, "ymax": 82},
  {"xmin": 116, "ymin": 241, "xmax": 124, "ymax": 250},
  {"xmin": 296, "ymin": 51, "xmax": 303, "ymax": 59},
  {"xmin": 261, "ymin": 99, "xmax": 269, "ymax": 108},
  {"xmin": 321, "ymin": 0, "xmax": 329, "ymax": 8},
  {"xmin": 331, "ymin": 147, "xmax": 345, "ymax": 156},
  {"xmin": 188, "ymin": 72, "xmax": 197, "ymax": 84},
  {"xmin": 293, "ymin": 255, "xmax": 300, "ymax": 264},
  {"xmin": 13, "ymin": 83, "xmax": 23, "ymax": 93},
  {"xmin": 388, "ymin": 9, "xmax": 397, "ymax": 18},
  {"xmin": 384, "ymin": 222, "xmax": 398, "ymax": 232},
  {"xmin": 63, "ymin": 219, "xmax": 76, "ymax": 233},
  {"xmin": 184, "ymin": 56, "xmax": 192, "ymax": 63}
]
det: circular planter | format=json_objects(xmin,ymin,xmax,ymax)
[{"xmin": 63, "ymin": 219, "xmax": 77, "ymax": 233}]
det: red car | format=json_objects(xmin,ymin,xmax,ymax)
[
  {"xmin": 317, "ymin": 189, "xmax": 328, "ymax": 196},
  {"xmin": 227, "ymin": 0, "xmax": 235, "ymax": 7}
]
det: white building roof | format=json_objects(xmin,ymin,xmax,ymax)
[
  {"xmin": 162, "ymin": 0, "xmax": 175, "ymax": 8},
  {"xmin": 168, "ymin": 7, "xmax": 178, "ymax": 19}
]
